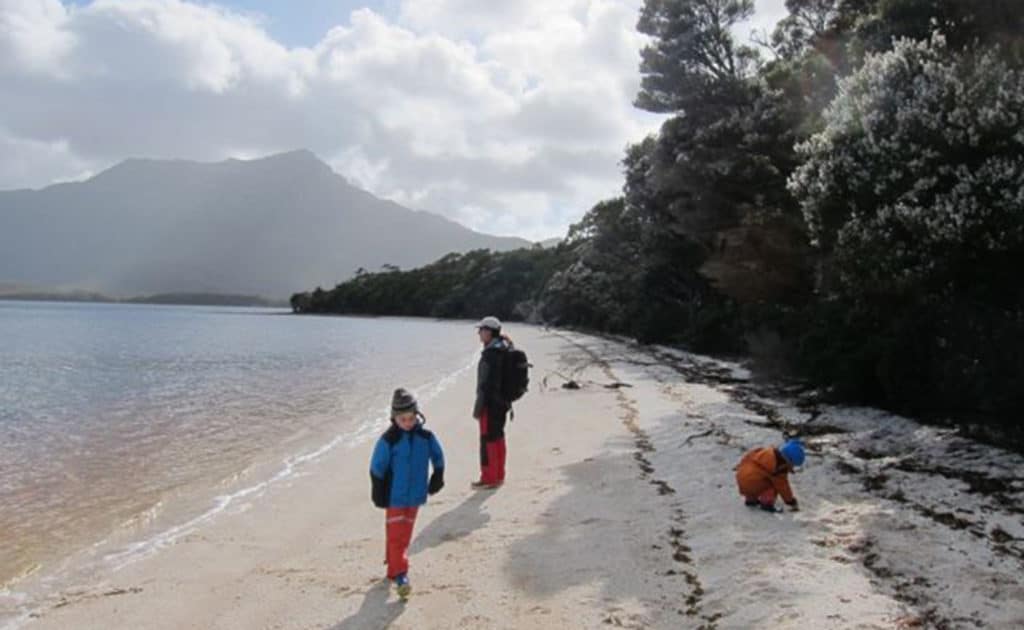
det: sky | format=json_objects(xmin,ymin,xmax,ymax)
[{"xmin": 1, "ymin": 0, "xmax": 787, "ymax": 240}]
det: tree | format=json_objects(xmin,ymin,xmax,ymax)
[
  {"xmin": 789, "ymin": 33, "xmax": 1024, "ymax": 416},
  {"xmin": 791, "ymin": 34, "xmax": 1024, "ymax": 293},
  {"xmin": 541, "ymin": 199, "xmax": 645, "ymax": 332},
  {"xmin": 768, "ymin": 0, "xmax": 842, "ymax": 59},
  {"xmin": 290, "ymin": 292, "xmax": 312, "ymax": 313},
  {"xmin": 851, "ymin": 0, "xmax": 1024, "ymax": 62},
  {"xmin": 635, "ymin": 0, "xmax": 758, "ymax": 113}
]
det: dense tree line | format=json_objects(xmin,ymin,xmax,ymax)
[
  {"xmin": 295, "ymin": 0, "xmax": 1024, "ymax": 433},
  {"xmin": 291, "ymin": 246, "xmax": 572, "ymax": 321}
]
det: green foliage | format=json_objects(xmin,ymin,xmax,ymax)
[
  {"xmin": 851, "ymin": 0, "xmax": 1024, "ymax": 61},
  {"xmin": 791, "ymin": 35, "xmax": 1024, "ymax": 298},
  {"xmin": 291, "ymin": 246, "xmax": 570, "ymax": 322},
  {"xmin": 293, "ymin": 0, "xmax": 1024, "ymax": 434},
  {"xmin": 629, "ymin": 0, "xmax": 815, "ymax": 308},
  {"xmin": 798, "ymin": 296, "xmax": 1024, "ymax": 418},
  {"xmin": 540, "ymin": 199, "xmax": 644, "ymax": 332},
  {"xmin": 787, "ymin": 35, "xmax": 1024, "ymax": 420},
  {"xmin": 635, "ymin": 0, "xmax": 758, "ymax": 113},
  {"xmin": 769, "ymin": 0, "xmax": 842, "ymax": 60}
]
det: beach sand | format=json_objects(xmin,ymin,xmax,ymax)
[{"xmin": 12, "ymin": 327, "xmax": 1024, "ymax": 629}]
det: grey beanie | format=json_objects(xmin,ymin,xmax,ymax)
[{"xmin": 391, "ymin": 388, "xmax": 418, "ymax": 415}]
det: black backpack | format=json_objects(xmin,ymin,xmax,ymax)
[{"xmin": 501, "ymin": 347, "xmax": 530, "ymax": 404}]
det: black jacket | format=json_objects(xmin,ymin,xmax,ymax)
[{"xmin": 473, "ymin": 338, "xmax": 509, "ymax": 419}]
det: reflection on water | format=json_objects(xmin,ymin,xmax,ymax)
[{"xmin": 0, "ymin": 302, "xmax": 474, "ymax": 590}]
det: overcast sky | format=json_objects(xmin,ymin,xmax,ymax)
[{"xmin": 1, "ymin": 0, "xmax": 787, "ymax": 240}]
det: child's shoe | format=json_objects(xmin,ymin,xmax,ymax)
[
  {"xmin": 394, "ymin": 573, "xmax": 411, "ymax": 599},
  {"xmin": 744, "ymin": 498, "xmax": 760, "ymax": 507},
  {"xmin": 759, "ymin": 503, "xmax": 781, "ymax": 513}
]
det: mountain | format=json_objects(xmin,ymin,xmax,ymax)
[{"xmin": 0, "ymin": 150, "xmax": 529, "ymax": 298}]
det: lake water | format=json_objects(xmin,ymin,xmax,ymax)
[{"xmin": 0, "ymin": 301, "xmax": 476, "ymax": 597}]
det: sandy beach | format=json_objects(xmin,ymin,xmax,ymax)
[{"xmin": 8, "ymin": 326, "xmax": 1024, "ymax": 629}]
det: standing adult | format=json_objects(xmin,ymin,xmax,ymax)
[{"xmin": 472, "ymin": 316, "xmax": 510, "ymax": 489}]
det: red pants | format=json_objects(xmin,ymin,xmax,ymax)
[
  {"xmin": 479, "ymin": 409, "xmax": 506, "ymax": 485},
  {"xmin": 385, "ymin": 507, "xmax": 418, "ymax": 579}
]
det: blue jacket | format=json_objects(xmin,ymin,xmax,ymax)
[{"xmin": 369, "ymin": 419, "xmax": 445, "ymax": 509}]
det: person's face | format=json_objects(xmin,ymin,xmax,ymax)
[
  {"xmin": 478, "ymin": 327, "xmax": 493, "ymax": 344},
  {"xmin": 394, "ymin": 411, "xmax": 417, "ymax": 431}
]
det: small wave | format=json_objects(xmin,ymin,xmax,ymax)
[
  {"xmin": 0, "ymin": 354, "xmax": 475, "ymax": 629},
  {"xmin": 102, "ymin": 353, "xmax": 476, "ymax": 571}
]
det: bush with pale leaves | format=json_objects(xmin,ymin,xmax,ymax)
[{"xmin": 790, "ymin": 33, "xmax": 1024, "ymax": 296}]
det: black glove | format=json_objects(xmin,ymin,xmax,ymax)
[
  {"xmin": 428, "ymin": 469, "xmax": 445, "ymax": 495},
  {"xmin": 371, "ymin": 473, "xmax": 389, "ymax": 509}
]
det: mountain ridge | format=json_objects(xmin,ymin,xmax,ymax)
[{"xmin": 0, "ymin": 151, "xmax": 529, "ymax": 298}]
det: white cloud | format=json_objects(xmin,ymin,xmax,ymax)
[
  {"xmin": 0, "ymin": 0, "xmax": 74, "ymax": 76},
  {"xmin": 0, "ymin": 127, "xmax": 93, "ymax": 186},
  {"xmin": 0, "ymin": 0, "xmax": 784, "ymax": 240}
]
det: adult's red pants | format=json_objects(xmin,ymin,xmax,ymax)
[
  {"xmin": 385, "ymin": 507, "xmax": 418, "ymax": 579},
  {"xmin": 478, "ymin": 408, "xmax": 506, "ymax": 485}
]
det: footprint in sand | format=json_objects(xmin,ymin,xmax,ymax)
[{"xmin": 459, "ymin": 615, "xmax": 493, "ymax": 626}]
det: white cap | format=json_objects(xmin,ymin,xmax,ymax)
[{"xmin": 475, "ymin": 316, "xmax": 502, "ymax": 331}]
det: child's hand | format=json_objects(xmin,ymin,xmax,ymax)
[{"xmin": 428, "ymin": 469, "xmax": 445, "ymax": 495}]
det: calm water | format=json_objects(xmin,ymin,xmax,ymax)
[{"xmin": 0, "ymin": 301, "xmax": 475, "ymax": 593}]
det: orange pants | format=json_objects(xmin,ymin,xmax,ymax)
[{"xmin": 385, "ymin": 507, "xmax": 418, "ymax": 579}]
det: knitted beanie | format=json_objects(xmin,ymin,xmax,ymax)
[{"xmin": 391, "ymin": 388, "xmax": 418, "ymax": 415}]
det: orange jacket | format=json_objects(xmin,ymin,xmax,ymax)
[{"xmin": 735, "ymin": 447, "xmax": 795, "ymax": 504}]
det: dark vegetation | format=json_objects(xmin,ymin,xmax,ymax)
[{"xmin": 293, "ymin": 0, "xmax": 1024, "ymax": 437}]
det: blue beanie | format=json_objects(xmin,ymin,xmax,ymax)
[{"xmin": 779, "ymin": 439, "xmax": 806, "ymax": 467}]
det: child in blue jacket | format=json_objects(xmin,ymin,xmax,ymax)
[{"xmin": 370, "ymin": 388, "xmax": 445, "ymax": 598}]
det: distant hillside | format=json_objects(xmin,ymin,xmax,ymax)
[
  {"xmin": 125, "ymin": 293, "xmax": 285, "ymax": 307},
  {"xmin": 0, "ymin": 290, "xmax": 111, "ymax": 303},
  {"xmin": 0, "ymin": 150, "xmax": 529, "ymax": 299},
  {"xmin": 0, "ymin": 288, "xmax": 284, "ymax": 307}
]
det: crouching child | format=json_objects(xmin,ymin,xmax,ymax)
[
  {"xmin": 735, "ymin": 439, "xmax": 805, "ymax": 513},
  {"xmin": 370, "ymin": 388, "xmax": 445, "ymax": 598}
]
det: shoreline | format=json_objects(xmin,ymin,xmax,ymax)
[
  {"xmin": 292, "ymin": 311, "xmax": 1024, "ymax": 452},
  {"xmin": 4, "ymin": 327, "xmax": 1022, "ymax": 629},
  {"xmin": 0, "ymin": 353, "xmax": 478, "ymax": 626}
]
